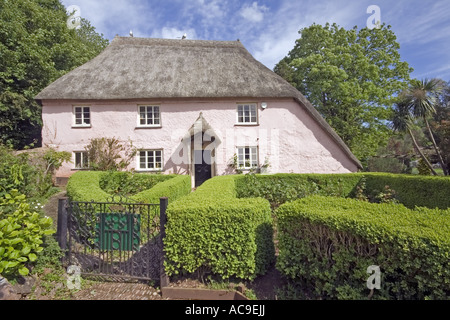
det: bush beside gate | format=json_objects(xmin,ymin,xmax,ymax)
[
  {"xmin": 164, "ymin": 175, "xmax": 275, "ymax": 280},
  {"xmin": 66, "ymin": 171, "xmax": 191, "ymax": 203}
]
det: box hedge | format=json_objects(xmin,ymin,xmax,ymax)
[
  {"xmin": 66, "ymin": 171, "xmax": 190, "ymax": 203},
  {"xmin": 235, "ymin": 173, "xmax": 450, "ymax": 209},
  {"xmin": 164, "ymin": 175, "xmax": 275, "ymax": 280},
  {"xmin": 276, "ymin": 196, "xmax": 450, "ymax": 300}
]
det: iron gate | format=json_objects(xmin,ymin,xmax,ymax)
[{"xmin": 57, "ymin": 196, "xmax": 169, "ymax": 284}]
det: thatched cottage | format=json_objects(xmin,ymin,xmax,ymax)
[{"xmin": 36, "ymin": 36, "xmax": 361, "ymax": 187}]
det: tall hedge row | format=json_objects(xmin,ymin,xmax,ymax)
[
  {"xmin": 164, "ymin": 175, "xmax": 275, "ymax": 280},
  {"xmin": 362, "ymin": 173, "xmax": 450, "ymax": 209},
  {"xmin": 276, "ymin": 196, "xmax": 450, "ymax": 300},
  {"xmin": 235, "ymin": 173, "xmax": 450, "ymax": 209}
]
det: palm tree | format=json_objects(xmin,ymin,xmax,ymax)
[
  {"xmin": 405, "ymin": 79, "xmax": 448, "ymax": 175},
  {"xmin": 391, "ymin": 99, "xmax": 438, "ymax": 175}
]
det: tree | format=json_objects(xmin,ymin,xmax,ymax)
[
  {"xmin": 431, "ymin": 80, "xmax": 450, "ymax": 174},
  {"xmin": 404, "ymin": 79, "xmax": 448, "ymax": 175},
  {"xmin": 391, "ymin": 99, "xmax": 437, "ymax": 175},
  {"xmin": 0, "ymin": 0, "xmax": 109, "ymax": 149},
  {"xmin": 274, "ymin": 23, "xmax": 412, "ymax": 161}
]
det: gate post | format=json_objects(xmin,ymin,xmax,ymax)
[
  {"xmin": 57, "ymin": 197, "xmax": 69, "ymax": 260},
  {"xmin": 159, "ymin": 197, "xmax": 170, "ymax": 288}
]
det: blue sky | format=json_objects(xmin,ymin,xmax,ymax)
[{"xmin": 62, "ymin": 0, "xmax": 450, "ymax": 81}]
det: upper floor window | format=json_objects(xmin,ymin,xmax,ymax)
[
  {"xmin": 237, "ymin": 104, "xmax": 258, "ymax": 125},
  {"xmin": 138, "ymin": 105, "xmax": 161, "ymax": 127},
  {"xmin": 73, "ymin": 106, "xmax": 91, "ymax": 127}
]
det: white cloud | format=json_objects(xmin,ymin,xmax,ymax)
[
  {"xmin": 239, "ymin": 2, "xmax": 268, "ymax": 23},
  {"xmin": 247, "ymin": 0, "xmax": 362, "ymax": 69},
  {"xmin": 60, "ymin": 0, "xmax": 154, "ymax": 39}
]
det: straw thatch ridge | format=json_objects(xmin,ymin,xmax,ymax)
[{"xmin": 35, "ymin": 36, "xmax": 361, "ymax": 168}]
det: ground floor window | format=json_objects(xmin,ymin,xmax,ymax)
[
  {"xmin": 74, "ymin": 151, "xmax": 89, "ymax": 169},
  {"xmin": 138, "ymin": 149, "xmax": 163, "ymax": 171},
  {"xmin": 237, "ymin": 146, "xmax": 258, "ymax": 169}
]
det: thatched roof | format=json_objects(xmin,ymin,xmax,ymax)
[
  {"xmin": 35, "ymin": 36, "xmax": 361, "ymax": 168},
  {"xmin": 36, "ymin": 36, "xmax": 301, "ymax": 100}
]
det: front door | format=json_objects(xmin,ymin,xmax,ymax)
[{"xmin": 194, "ymin": 150, "xmax": 212, "ymax": 187}]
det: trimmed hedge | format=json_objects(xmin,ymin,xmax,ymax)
[
  {"xmin": 99, "ymin": 171, "xmax": 174, "ymax": 196},
  {"xmin": 132, "ymin": 175, "xmax": 191, "ymax": 204},
  {"xmin": 276, "ymin": 196, "xmax": 450, "ymax": 300},
  {"xmin": 66, "ymin": 171, "xmax": 110, "ymax": 202},
  {"xmin": 235, "ymin": 173, "xmax": 450, "ymax": 209},
  {"xmin": 164, "ymin": 175, "xmax": 275, "ymax": 280},
  {"xmin": 66, "ymin": 171, "xmax": 190, "ymax": 203},
  {"xmin": 363, "ymin": 173, "xmax": 450, "ymax": 209}
]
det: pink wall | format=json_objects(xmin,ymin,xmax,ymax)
[{"xmin": 41, "ymin": 98, "xmax": 359, "ymax": 178}]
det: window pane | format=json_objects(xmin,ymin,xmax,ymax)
[
  {"xmin": 75, "ymin": 153, "xmax": 81, "ymax": 168},
  {"xmin": 140, "ymin": 150, "xmax": 146, "ymax": 169},
  {"xmin": 82, "ymin": 152, "xmax": 88, "ymax": 168}
]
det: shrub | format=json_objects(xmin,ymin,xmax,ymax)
[
  {"xmin": 235, "ymin": 173, "xmax": 450, "ymax": 209},
  {"xmin": 363, "ymin": 173, "xmax": 450, "ymax": 209},
  {"xmin": 84, "ymin": 137, "xmax": 136, "ymax": 171},
  {"xmin": 0, "ymin": 190, "xmax": 55, "ymax": 277},
  {"xmin": 164, "ymin": 175, "xmax": 275, "ymax": 280},
  {"xmin": 66, "ymin": 171, "xmax": 190, "ymax": 204},
  {"xmin": 0, "ymin": 146, "xmax": 70, "ymax": 201},
  {"xmin": 276, "ymin": 196, "xmax": 450, "ymax": 300},
  {"xmin": 131, "ymin": 175, "xmax": 191, "ymax": 204},
  {"xmin": 236, "ymin": 173, "xmax": 362, "ymax": 209},
  {"xmin": 99, "ymin": 171, "xmax": 173, "ymax": 196},
  {"xmin": 66, "ymin": 171, "xmax": 110, "ymax": 202}
]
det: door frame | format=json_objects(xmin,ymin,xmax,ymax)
[{"xmin": 189, "ymin": 131, "xmax": 216, "ymax": 189}]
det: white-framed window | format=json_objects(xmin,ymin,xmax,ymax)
[
  {"xmin": 138, "ymin": 149, "xmax": 163, "ymax": 171},
  {"xmin": 138, "ymin": 105, "xmax": 161, "ymax": 127},
  {"xmin": 237, "ymin": 146, "xmax": 258, "ymax": 169},
  {"xmin": 236, "ymin": 103, "xmax": 258, "ymax": 125},
  {"xmin": 73, "ymin": 106, "xmax": 91, "ymax": 127},
  {"xmin": 74, "ymin": 151, "xmax": 89, "ymax": 169}
]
